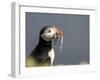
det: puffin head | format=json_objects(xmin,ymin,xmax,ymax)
[{"xmin": 40, "ymin": 25, "xmax": 64, "ymax": 51}]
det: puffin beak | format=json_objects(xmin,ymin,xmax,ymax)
[{"xmin": 52, "ymin": 27, "xmax": 64, "ymax": 52}]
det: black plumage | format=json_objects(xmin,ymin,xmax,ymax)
[
  {"xmin": 26, "ymin": 26, "xmax": 52, "ymax": 67},
  {"xmin": 30, "ymin": 31, "xmax": 52, "ymax": 63},
  {"xmin": 26, "ymin": 26, "xmax": 64, "ymax": 67}
]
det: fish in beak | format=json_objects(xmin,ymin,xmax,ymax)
[{"xmin": 51, "ymin": 27, "xmax": 64, "ymax": 52}]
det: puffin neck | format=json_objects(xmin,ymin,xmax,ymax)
[{"xmin": 38, "ymin": 36, "xmax": 52, "ymax": 48}]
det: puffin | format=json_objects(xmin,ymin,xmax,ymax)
[{"xmin": 26, "ymin": 25, "xmax": 64, "ymax": 67}]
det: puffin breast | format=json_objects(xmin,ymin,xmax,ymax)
[{"xmin": 48, "ymin": 48, "xmax": 55, "ymax": 66}]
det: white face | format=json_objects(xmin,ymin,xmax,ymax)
[
  {"xmin": 41, "ymin": 28, "xmax": 56, "ymax": 41},
  {"xmin": 41, "ymin": 26, "xmax": 64, "ymax": 52}
]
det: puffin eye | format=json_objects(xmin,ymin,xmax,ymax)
[{"xmin": 48, "ymin": 29, "xmax": 51, "ymax": 33}]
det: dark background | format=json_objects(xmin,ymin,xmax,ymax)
[{"xmin": 26, "ymin": 12, "xmax": 90, "ymax": 65}]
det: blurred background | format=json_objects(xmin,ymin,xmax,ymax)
[{"xmin": 26, "ymin": 12, "xmax": 90, "ymax": 65}]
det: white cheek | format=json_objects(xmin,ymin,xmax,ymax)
[
  {"xmin": 45, "ymin": 33, "xmax": 53, "ymax": 38},
  {"xmin": 41, "ymin": 28, "xmax": 56, "ymax": 41},
  {"xmin": 45, "ymin": 29, "xmax": 55, "ymax": 38},
  {"xmin": 41, "ymin": 33, "xmax": 53, "ymax": 41}
]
